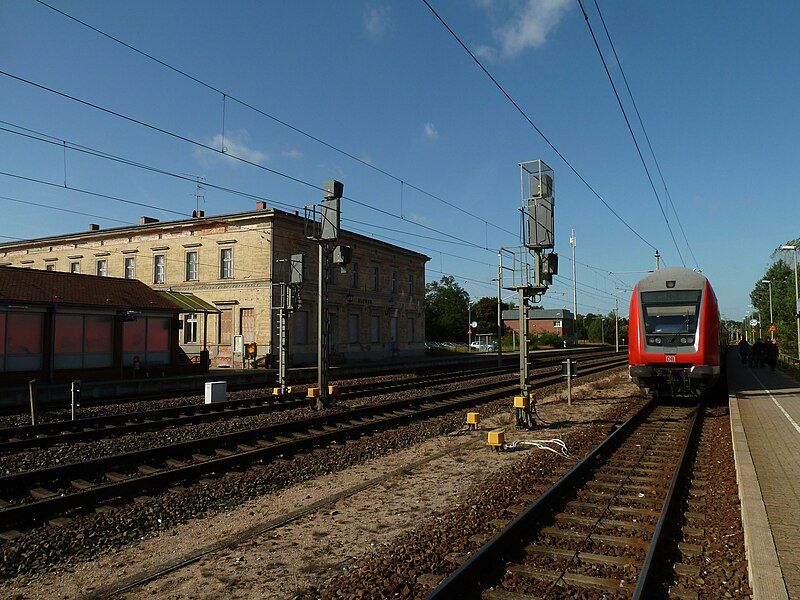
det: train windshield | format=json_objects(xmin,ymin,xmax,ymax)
[{"xmin": 640, "ymin": 290, "xmax": 702, "ymax": 334}]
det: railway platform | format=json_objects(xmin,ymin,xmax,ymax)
[{"xmin": 729, "ymin": 358, "xmax": 800, "ymax": 599}]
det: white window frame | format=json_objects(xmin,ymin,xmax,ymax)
[
  {"xmin": 45, "ymin": 263, "xmax": 56, "ymax": 271},
  {"xmin": 153, "ymin": 254, "xmax": 166, "ymax": 284},
  {"xmin": 185, "ymin": 251, "xmax": 198, "ymax": 281},
  {"xmin": 124, "ymin": 257, "xmax": 136, "ymax": 279},
  {"xmin": 407, "ymin": 273, "xmax": 414, "ymax": 296},
  {"xmin": 70, "ymin": 262, "xmax": 81, "ymax": 274},
  {"xmin": 351, "ymin": 263, "xmax": 359, "ymax": 289},
  {"xmin": 220, "ymin": 247, "xmax": 233, "ymax": 279},
  {"xmin": 96, "ymin": 259, "xmax": 107, "ymax": 277},
  {"xmin": 372, "ymin": 266, "xmax": 380, "ymax": 291},
  {"xmin": 348, "ymin": 313, "xmax": 360, "ymax": 344},
  {"xmin": 183, "ymin": 313, "xmax": 198, "ymax": 343},
  {"xmin": 391, "ymin": 270, "xmax": 398, "ymax": 293}
]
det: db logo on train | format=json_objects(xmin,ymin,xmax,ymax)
[{"xmin": 665, "ymin": 355, "xmax": 676, "ymax": 363}]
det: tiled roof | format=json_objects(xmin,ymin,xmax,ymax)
[{"xmin": 0, "ymin": 266, "xmax": 179, "ymax": 311}]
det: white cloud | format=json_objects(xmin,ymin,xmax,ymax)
[
  {"xmin": 423, "ymin": 122, "xmax": 439, "ymax": 140},
  {"xmin": 364, "ymin": 4, "xmax": 391, "ymax": 39},
  {"xmin": 194, "ymin": 131, "xmax": 267, "ymax": 166},
  {"xmin": 475, "ymin": 44, "xmax": 498, "ymax": 61},
  {"xmin": 477, "ymin": 0, "xmax": 572, "ymax": 59},
  {"xmin": 408, "ymin": 212, "xmax": 430, "ymax": 226},
  {"xmin": 282, "ymin": 149, "xmax": 303, "ymax": 159}
]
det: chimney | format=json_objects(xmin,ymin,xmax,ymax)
[
  {"xmin": 255, "ymin": 201, "xmax": 267, "ymax": 211},
  {"xmin": 192, "ymin": 210, "xmax": 205, "ymax": 218},
  {"xmin": 88, "ymin": 223, "xmax": 100, "ymax": 231},
  {"xmin": 140, "ymin": 216, "xmax": 159, "ymax": 225},
  {"xmin": 292, "ymin": 210, "xmax": 299, "ymax": 216}
]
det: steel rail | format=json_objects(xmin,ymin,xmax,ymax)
[
  {"xmin": 0, "ymin": 357, "xmax": 626, "ymax": 530},
  {"xmin": 427, "ymin": 396, "xmax": 654, "ymax": 599},
  {"xmin": 0, "ymin": 364, "xmax": 516, "ymax": 452},
  {"xmin": 0, "ymin": 351, "xmax": 621, "ymax": 453},
  {"xmin": 633, "ymin": 403, "xmax": 702, "ymax": 598},
  {"xmin": 427, "ymin": 397, "xmax": 701, "ymax": 599}
]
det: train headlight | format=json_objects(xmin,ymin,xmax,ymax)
[
  {"xmin": 654, "ymin": 337, "xmax": 662, "ymax": 345},
  {"xmin": 687, "ymin": 336, "xmax": 694, "ymax": 344},
  {"xmin": 680, "ymin": 337, "xmax": 687, "ymax": 344}
]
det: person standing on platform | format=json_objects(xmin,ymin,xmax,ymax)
[
  {"xmin": 752, "ymin": 338, "xmax": 765, "ymax": 368},
  {"xmin": 738, "ymin": 338, "xmax": 750, "ymax": 365},
  {"xmin": 766, "ymin": 339, "xmax": 779, "ymax": 372}
]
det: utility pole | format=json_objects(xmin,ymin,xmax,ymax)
[
  {"xmin": 762, "ymin": 279, "xmax": 774, "ymax": 340},
  {"xmin": 570, "ymin": 229, "xmax": 577, "ymax": 321},
  {"xmin": 600, "ymin": 316, "xmax": 604, "ymax": 345},
  {"xmin": 655, "ymin": 250, "xmax": 661, "ymax": 270},
  {"xmin": 497, "ymin": 252, "xmax": 503, "ymax": 367},
  {"xmin": 615, "ymin": 298, "xmax": 619, "ymax": 352},
  {"xmin": 306, "ymin": 180, "xmax": 346, "ymax": 410}
]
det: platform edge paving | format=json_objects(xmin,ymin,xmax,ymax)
[{"xmin": 730, "ymin": 394, "xmax": 790, "ymax": 600}]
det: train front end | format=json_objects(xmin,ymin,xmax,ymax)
[{"xmin": 628, "ymin": 267, "xmax": 721, "ymax": 398}]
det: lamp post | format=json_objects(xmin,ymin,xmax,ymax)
[
  {"xmin": 781, "ymin": 245, "xmax": 800, "ymax": 359},
  {"xmin": 614, "ymin": 298, "xmax": 619, "ymax": 353},
  {"xmin": 762, "ymin": 279, "xmax": 774, "ymax": 340}
]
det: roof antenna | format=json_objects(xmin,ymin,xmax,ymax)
[{"xmin": 181, "ymin": 173, "xmax": 206, "ymax": 213}]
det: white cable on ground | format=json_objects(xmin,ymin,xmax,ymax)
[{"xmin": 503, "ymin": 438, "xmax": 572, "ymax": 458}]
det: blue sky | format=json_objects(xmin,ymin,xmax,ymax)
[{"xmin": 1, "ymin": 0, "xmax": 798, "ymax": 321}]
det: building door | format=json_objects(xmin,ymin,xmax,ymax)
[
  {"xmin": 218, "ymin": 308, "xmax": 232, "ymax": 363},
  {"xmin": 240, "ymin": 308, "xmax": 255, "ymax": 343}
]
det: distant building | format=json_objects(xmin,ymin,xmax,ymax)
[
  {"xmin": 0, "ymin": 266, "xmax": 188, "ymax": 383},
  {"xmin": 0, "ymin": 205, "xmax": 429, "ymax": 367},
  {"xmin": 502, "ymin": 308, "xmax": 576, "ymax": 339}
]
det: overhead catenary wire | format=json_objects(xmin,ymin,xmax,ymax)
[
  {"xmin": 576, "ymin": 0, "xmax": 685, "ymax": 267},
  {"xmin": 590, "ymin": 0, "xmax": 699, "ymax": 269},
  {"xmin": 0, "ymin": 121, "xmax": 488, "ymax": 251},
  {"xmin": 419, "ymin": 0, "xmax": 659, "ymax": 253},
  {"xmin": 31, "ymin": 0, "xmax": 517, "ymax": 239},
  {"xmin": 0, "ymin": 70, "xmax": 499, "ymax": 254}
]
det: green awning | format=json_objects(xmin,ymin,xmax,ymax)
[{"xmin": 157, "ymin": 291, "xmax": 221, "ymax": 313}]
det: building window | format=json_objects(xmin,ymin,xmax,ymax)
[
  {"xmin": 153, "ymin": 255, "xmax": 165, "ymax": 284},
  {"xmin": 406, "ymin": 317, "xmax": 415, "ymax": 343},
  {"xmin": 124, "ymin": 257, "xmax": 136, "ymax": 279},
  {"xmin": 407, "ymin": 273, "xmax": 414, "ymax": 296},
  {"xmin": 185, "ymin": 251, "xmax": 198, "ymax": 281},
  {"xmin": 70, "ymin": 262, "xmax": 80, "ymax": 274},
  {"xmin": 351, "ymin": 263, "xmax": 359, "ymax": 289},
  {"xmin": 183, "ymin": 313, "xmax": 198, "ymax": 343},
  {"xmin": 372, "ymin": 266, "xmax": 380, "ymax": 291},
  {"xmin": 391, "ymin": 270, "xmax": 398, "ymax": 293},
  {"xmin": 45, "ymin": 263, "xmax": 55, "ymax": 272},
  {"xmin": 553, "ymin": 320, "xmax": 563, "ymax": 329},
  {"xmin": 348, "ymin": 313, "xmax": 360, "ymax": 343},
  {"xmin": 370, "ymin": 314, "xmax": 380, "ymax": 343},
  {"xmin": 220, "ymin": 248, "xmax": 233, "ymax": 279},
  {"xmin": 390, "ymin": 316, "xmax": 398, "ymax": 343},
  {"xmin": 96, "ymin": 259, "xmax": 107, "ymax": 277},
  {"xmin": 294, "ymin": 311, "xmax": 309, "ymax": 344}
]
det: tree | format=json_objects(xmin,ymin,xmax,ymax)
[
  {"xmin": 471, "ymin": 296, "xmax": 511, "ymax": 335},
  {"xmin": 425, "ymin": 276, "xmax": 469, "ymax": 341},
  {"xmin": 750, "ymin": 259, "xmax": 797, "ymax": 353}
]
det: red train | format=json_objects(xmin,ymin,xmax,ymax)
[{"xmin": 628, "ymin": 267, "xmax": 726, "ymax": 397}]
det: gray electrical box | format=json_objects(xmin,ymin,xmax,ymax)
[
  {"xmin": 520, "ymin": 160, "xmax": 555, "ymax": 250},
  {"xmin": 290, "ymin": 253, "xmax": 305, "ymax": 283},
  {"xmin": 320, "ymin": 198, "xmax": 340, "ymax": 241}
]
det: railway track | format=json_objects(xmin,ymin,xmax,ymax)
[
  {"xmin": 0, "ymin": 352, "xmax": 620, "ymax": 453},
  {"xmin": 428, "ymin": 398, "xmax": 701, "ymax": 599},
  {"xmin": 0, "ymin": 355, "xmax": 626, "ymax": 534}
]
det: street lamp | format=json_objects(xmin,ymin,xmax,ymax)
[
  {"xmin": 762, "ymin": 279, "xmax": 774, "ymax": 340},
  {"xmin": 781, "ymin": 245, "xmax": 800, "ymax": 359}
]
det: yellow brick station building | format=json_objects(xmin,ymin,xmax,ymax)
[{"xmin": 0, "ymin": 204, "xmax": 428, "ymax": 367}]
